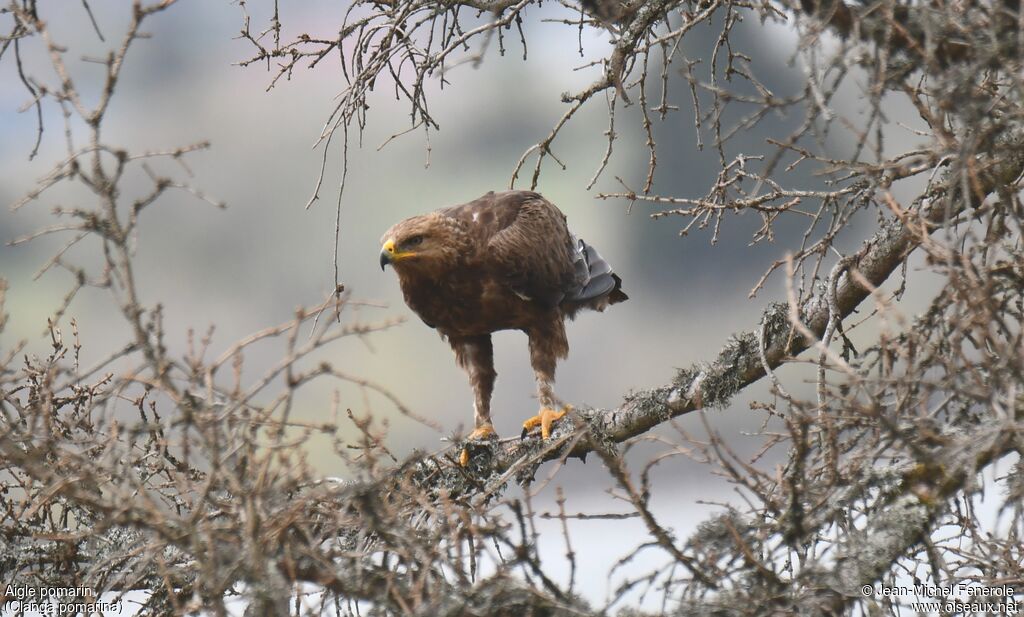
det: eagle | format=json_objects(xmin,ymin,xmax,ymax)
[{"xmin": 379, "ymin": 190, "xmax": 627, "ymax": 463}]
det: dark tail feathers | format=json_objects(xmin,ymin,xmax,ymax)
[{"xmin": 568, "ymin": 237, "xmax": 628, "ymax": 306}]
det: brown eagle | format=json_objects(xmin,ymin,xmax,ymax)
[{"xmin": 379, "ymin": 190, "xmax": 627, "ymax": 461}]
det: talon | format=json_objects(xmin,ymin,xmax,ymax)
[
  {"xmin": 521, "ymin": 405, "xmax": 571, "ymax": 439},
  {"xmin": 466, "ymin": 424, "xmax": 497, "ymax": 441},
  {"xmin": 460, "ymin": 424, "xmax": 497, "ymax": 466}
]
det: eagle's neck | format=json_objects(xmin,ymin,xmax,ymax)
[{"xmin": 394, "ymin": 255, "xmax": 480, "ymax": 333}]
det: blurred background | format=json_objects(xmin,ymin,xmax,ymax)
[{"xmin": 0, "ymin": 1, "xmax": 935, "ymax": 609}]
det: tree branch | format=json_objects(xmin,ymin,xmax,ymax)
[{"xmin": 426, "ymin": 130, "xmax": 1024, "ymax": 500}]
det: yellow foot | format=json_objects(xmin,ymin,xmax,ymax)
[
  {"xmin": 459, "ymin": 424, "xmax": 497, "ymax": 466},
  {"xmin": 521, "ymin": 406, "xmax": 571, "ymax": 440}
]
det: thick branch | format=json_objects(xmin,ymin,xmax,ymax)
[{"xmin": 414, "ymin": 131, "xmax": 1024, "ymax": 504}]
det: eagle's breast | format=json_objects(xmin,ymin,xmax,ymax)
[{"xmin": 397, "ymin": 262, "xmax": 549, "ymax": 337}]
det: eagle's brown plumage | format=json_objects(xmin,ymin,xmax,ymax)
[{"xmin": 380, "ymin": 190, "xmax": 627, "ymax": 449}]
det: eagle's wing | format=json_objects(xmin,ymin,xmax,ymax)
[{"xmin": 442, "ymin": 191, "xmax": 578, "ymax": 308}]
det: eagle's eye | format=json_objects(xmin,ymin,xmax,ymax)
[{"xmin": 405, "ymin": 235, "xmax": 425, "ymax": 248}]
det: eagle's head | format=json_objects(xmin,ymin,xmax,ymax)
[{"xmin": 379, "ymin": 212, "xmax": 465, "ymax": 273}]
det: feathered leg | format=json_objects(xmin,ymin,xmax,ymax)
[
  {"xmin": 522, "ymin": 320, "xmax": 571, "ymax": 439},
  {"xmin": 453, "ymin": 335, "xmax": 496, "ymax": 465},
  {"xmin": 453, "ymin": 334, "xmax": 497, "ymax": 437}
]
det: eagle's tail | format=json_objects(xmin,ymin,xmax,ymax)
[{"xmin": 567, "ymin": 237, "xmax": 628, "ymax": 310}]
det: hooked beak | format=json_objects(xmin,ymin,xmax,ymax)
[{"xmin": 380, "ymin": 239, "xmax": 396, "ymax": 271}]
